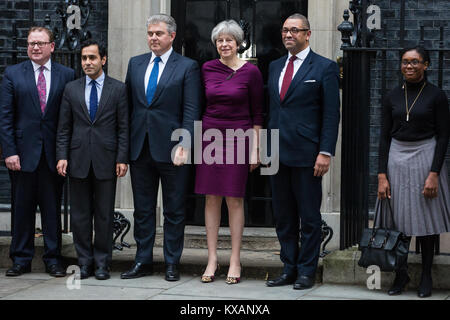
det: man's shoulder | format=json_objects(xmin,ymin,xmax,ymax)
[
  {"xmin": 4, "ymin": 60, "xmax": 31, "ymax": 74},
  {"xmin": 64, "ymin": 77, "xmax": 83, "ymax": 90},
  {"xmin": 105, "ymin": 75, "xmax": 126, "ymax": 88},
  {"xmin": 129, "ymin": 52, "xmax": 151, "ymax": 64},
  {"xmin": 52, "ymin": 61, "xmax": 75, "ymax": 75},
  {"xmin": 269, "ymin": 55, "xmax": 287, "ymax": 67},
  {"xmin": 171, "ymin": 51, "xmax": 198, "ymax": 66},
  {"xmin": 309, "ymin": 51, "xmax": 336, "ymax": 67}
]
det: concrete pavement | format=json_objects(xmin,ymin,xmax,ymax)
[{"xmin": 1, "ymin": 269, "xmax": 449, "ymax": 301}]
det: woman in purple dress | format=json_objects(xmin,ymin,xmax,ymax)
[{"xmin": 195, "ymin": 20, "xmax": 264, "ymax": 284}]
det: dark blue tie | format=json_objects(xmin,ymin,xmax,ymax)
[
  {"xmin": 146, "ymin": 56, "xmax": 161, "ymax": 105},
  {"xmin": 90, "ymin": 79, "xmax": 98, "ymax": 122}
]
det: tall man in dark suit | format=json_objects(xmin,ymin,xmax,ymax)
[
  {"xmin": 56, "ymin": 40, "xmax": 129, "ymax": 280},
  {"xmin": 0, "ymin": 27, "xmax": 75, "ymax": 277},
  {"xmin": 266, "ymin": 14, "xmax": 340, "ymax": 289},
  {"xmin": 120, "ymin": 14, "xmax": 201, "ymax": 281}
]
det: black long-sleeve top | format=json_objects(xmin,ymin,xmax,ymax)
[{"xmin": 378, "ymin": 79, "xmax": 450, "ymax": 174}]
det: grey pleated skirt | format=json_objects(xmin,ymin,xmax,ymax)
[{"xmin": 376, "ymin": 137, "xmax": 450, "ymax": 236}]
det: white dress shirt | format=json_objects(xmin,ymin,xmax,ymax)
[
  {"xmin": 85, "ymin": 72, "xmax": 105, "ymax": 113},
  {"xmin": 144, "ymin": 47, "xmax": 173, "ymax": 93},
  {"xmin": 278, "ymin": 46, "xmax": 310, "ymax": 93},
  {"xmin": 31, "ymin": 59, "xmax": 51, "ymax": 103}
]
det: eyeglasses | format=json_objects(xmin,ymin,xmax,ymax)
[
  {"xmin": 281, "ymin": 27, "xmax": 309, "ymax": 35},
  {"xmin": 27, "ymin": 41, "xmax": 51, "ymax": 48},
  {"xmin": 401, "ymin": 60, "xmax": 424, "ymax": 67}
]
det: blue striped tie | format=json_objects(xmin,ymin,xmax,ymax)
[{"xmin": 146, "ymin": 56, "xmax": 161, "ymax": 105}]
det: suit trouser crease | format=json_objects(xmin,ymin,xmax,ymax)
[
  {"xmin": 270, "ymin": 163, "xmax": 322, "ymax": 277},
  {"xmin": 70, "ymin": 168, "xmax": 116, "ymax": 268},
  {"xmin": 10, "ymin": 153, "xmax": 63, "ymax": 266},
  {"xmin": 130, "ymin": 140, "xmax": 188, "ymax": 265}
]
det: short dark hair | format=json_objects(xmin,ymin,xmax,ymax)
[
  {"xmin": 400, "ymin": 45, "xmax": 430, "ymax": 65},
  {"xmin": 80, "ymin": 39, "xmax": 107, "ymax": 58},
  {"xmin": 28, "ymin": 26, "xmax": 54, "ymax": 42},
  {"xmin": 286, "ymin": 13, "xmax": 310, "ymax": 30}
]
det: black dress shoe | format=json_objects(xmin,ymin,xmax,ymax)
[
  {"xmin": 121, "ymin": 262, "xmax": 153, "ymax": 279},
  {"xmin": 46, "ymin": 264, "xmax": 66, "ymax": 277},
  {"xmin": 5, "ymin": 264, "xmax": 31, "ymax": 277},
  {"xmin": 95, "ymin": 267, "xmax": 110, "ymax": 280},
  {"xmin": 293, "ymin": 275, "xmax": 315, "ymax": 290},
  {"xmin": 165, "ymin": 264, "xmax": 180, "ymax": 281},
  {"xmin": 80, "ymin": 265, "xmax": 94, "ymax": 280},
  {"xmin": 388, "ymin": 271, "xmax": 410, "ymax": 296},
  {"xmin": 266, "ymin": 273, "xmax": 296, "ymax": 287},
  {"xmin": 418, "ymin": 273, "xmax": 432, "ymax": 298}
]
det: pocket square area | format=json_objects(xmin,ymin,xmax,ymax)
[{"xmin": 304, "ymin": 80, "xmax": 316, "ymax": 83}]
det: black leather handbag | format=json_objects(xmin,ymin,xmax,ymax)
[{"xmin": 358, "ymin": 199, "xmax": 409, "ymax": 272}]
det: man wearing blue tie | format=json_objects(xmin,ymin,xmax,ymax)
[
  {"xmin": 121, "ymin": 14, "xmax": 201, "ymax": 281},
  {"xmin": 56, "ymin": 40, "xmax": 129, "ymax": 280}
]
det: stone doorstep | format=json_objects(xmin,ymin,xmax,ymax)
[
  {"xmin": 0, "ymin": 234, "xmax": 322, "ymax": 283},
  {"xmin": 322, "ymin": 247, "xmax": 450, "ymax": 290},
  {"xmin": 155, "ymin": 226, "xmax": 281, "ymax": 251}
]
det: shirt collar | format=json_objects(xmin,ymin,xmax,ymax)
[
  {"xmin": 151, "ymin": 47, "xmax": 173, "ymax": 65},
  {"xmin": 288, "ymin": 46, "xmax": 310, "ymax": 62},
  {"xmin": 86, "ymin": 71, "xmax": 105, "ymax": 86},
  {"xmin": 31, "ymin": 59, "xmax": 52, "ymax": 72}
]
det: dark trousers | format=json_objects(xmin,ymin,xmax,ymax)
[
  {"xmin": 69, "ymin": 167, "xmax": 116, "ymax": 268},
  {"xmin": 270, "ymin": 163, "xmax": 322, "ymax": 278},
  {"xmin": 130, "ymin": 139, "xmax": 189, "ymax": 265},
  {"xmin": 9, "ymin": 152, "xmax": 63, "ymax": 267}
]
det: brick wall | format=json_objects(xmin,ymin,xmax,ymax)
[
  {"xmin": 0, "ymin": 0, "xmax": 108, "ymax": 76},
  {"xmin": 367, "ymin": 0, "xmax": 450, "ymax": 210}
]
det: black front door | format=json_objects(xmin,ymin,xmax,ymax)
[{"xmin": 171, "ymin": 0, "xmax": 308, "ymax": 227}]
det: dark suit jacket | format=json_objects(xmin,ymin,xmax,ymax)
[
  {"xmin": 268, "ymin": 50, "xmax": 340, "ymax": 167},
  {"xmin": 56, "ymin": 75, "xmax": 129, "ymax": 180},
  {"xmin": 126, "ymin": 50, "xmax": 202, "ymax": 163},
  {"xmin": 0, "ymin": 60, "xmax": 75, "ymax": 172}
]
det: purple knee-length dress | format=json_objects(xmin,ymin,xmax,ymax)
[{"xmin": 194, "ymin": 59, "xmax": 264, "ymax": 197}]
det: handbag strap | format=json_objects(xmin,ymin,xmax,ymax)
[{"xmin": 373, "ymin": 198, "xmax": 396, "ymax": 231}]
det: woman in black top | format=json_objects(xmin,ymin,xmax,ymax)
[{"xmin": 378, "ymin": 46, "xmax": 450, "ymax": 298}]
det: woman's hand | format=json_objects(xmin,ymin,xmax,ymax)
[
  {"xmin": 423, "ymin": 172, "xmax": 439, "ymax": 199},
  {"xmin": 377, "ymin": 173, "xmax": 391, "ymax": 200}
]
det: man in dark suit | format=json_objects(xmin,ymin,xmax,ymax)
[
  {"xmin": 56, "ymin": 40, "xmax": 129, "ymax": 280},
  {"xmin": 266, "ymin": 14, "xmax": 340, "ymax": 290},
  {"xmin": 120, "ymin": 14, "xmax": 201, "ymax": 281},
  {"xmin": 0, "ymin": 27, "xmax": 75, "ymax": 277}
]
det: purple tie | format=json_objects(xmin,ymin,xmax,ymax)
[{"xmin": 37, "ymin": 66, "xmax": 46, "ymax": 113}]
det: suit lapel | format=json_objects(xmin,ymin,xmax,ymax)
[
  {"xmin": 77, "ymin": 77, "xmax": 91, "ymax": 122},
  {"xmin": 272, "ymin": 57, "xmax": 286, "ymax": 100},
  {"xmin": 94, "ymin": 75, "xmax": 112, "ymax": 123},
  {"xmin": 150, "ymin": 51, "xmax": 178, "ymax": 106},
  {"xmin": 24, "ymin": 61, "xmax": 42, "ymax": 116},
  {"xmin": 44, "ymin": 62, "xmax": 58, "ymax": 116},
  {"xmin": 137, "ymin": 53, "xmax": 151, "ymax": 107},
  {"xmin": 282, "ymin": 51, "xmax": 314, "ymax": 102}
]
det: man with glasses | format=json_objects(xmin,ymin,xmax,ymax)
[
  {"xmin": 0, "ymin": 26, "xmax": 75, "ymax": 277},
  {"xmin": 266, "ymin": 14, "xmax": 340, "ymax": 290}
]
